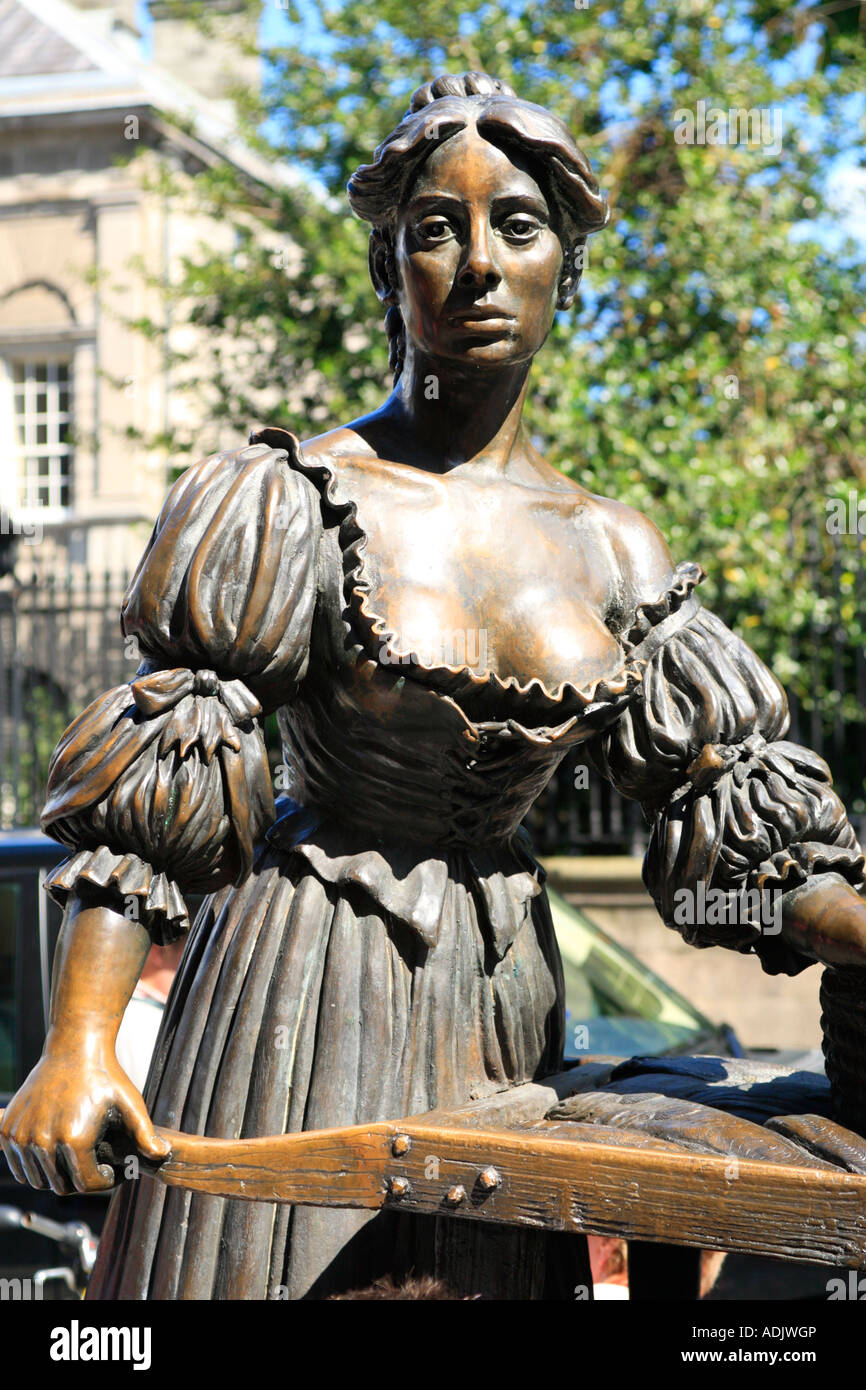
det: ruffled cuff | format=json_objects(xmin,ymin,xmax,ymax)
[
  {"xmin": 45, "ymin": 844, "xmax": 189, "ymax": 944},
  {"xmin": 644, "ymin": 732, "xmax": 865, "ymax": 976}
]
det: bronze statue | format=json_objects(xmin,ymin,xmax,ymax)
[{"xmin": 2, "ymin": 71, "xmax": 865, "ymax": 1300}]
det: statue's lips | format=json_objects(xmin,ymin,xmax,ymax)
[{"xmin": 447, "ymin": 309, "xmax": 516, "ymax": 331}]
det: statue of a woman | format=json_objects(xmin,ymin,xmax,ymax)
[{"xmin": 2, "ymin": 72, "xmax": 865, "ymax": 1301}]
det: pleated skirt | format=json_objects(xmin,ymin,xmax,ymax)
[{"xmin": 87, "ymin": 845, "xmax": 585, "ymax": 1300}]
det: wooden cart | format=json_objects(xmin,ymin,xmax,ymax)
[{"xmin": 124, "ymin": 1053, "xmax": 866, "ymax": 1300}]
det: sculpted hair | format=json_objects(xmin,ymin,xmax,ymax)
[{"xmin": 347, "ymin": 71, "xmax": 609, "ymax": 381}]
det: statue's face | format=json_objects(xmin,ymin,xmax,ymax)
[{"xmin": 393, "ymin": 123, "xmax": 564, "ymax": 369}]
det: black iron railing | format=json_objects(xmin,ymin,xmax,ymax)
[{"xmin": 0, "ymin": 572, "xmax": 134, "ymax": 829}]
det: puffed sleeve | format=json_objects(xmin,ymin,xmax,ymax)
[
  {"xmin": 40, "ymin": 440, "xmax": 321, "ymax": 941},
  {"xmin": 588, "ymin": 581, "xmax": 866, "ymax": 977}
]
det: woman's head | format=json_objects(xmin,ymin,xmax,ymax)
[{"xmin": 347, "ymin": 72, "xmax": 608, "ymax": 379}]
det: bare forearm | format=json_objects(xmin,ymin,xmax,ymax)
[
  {"xmin": 1, "ymin": 896, "xmax": 169, "ymax": 1193},
  {"xmin": 780, "ymin": 874, "xmax": 866, "ymax": 969},
  {"xmin": 47, "ymin": 897, "xmax": 152, "ymax": 1055}
]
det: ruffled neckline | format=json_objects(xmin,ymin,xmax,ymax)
[{"xmin": 249, "ymin": 425, "xmax": 705, "ymax": 725}]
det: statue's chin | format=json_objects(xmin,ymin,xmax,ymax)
[{"xmin": 421, "ymin": 337, "xmax": 539, "ymax": 374}]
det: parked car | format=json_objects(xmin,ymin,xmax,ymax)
[{"xmin": 551, "ymin": 891, "xmax": 741, "ymax": 1062}]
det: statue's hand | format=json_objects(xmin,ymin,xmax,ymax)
[
  {"xmin": 0, "ymin": 1037, "xmax": 170, "ymax": 1195},
  {"xmin": 780, "ymin": 873, "xmax": 866, "ymax": 969}
]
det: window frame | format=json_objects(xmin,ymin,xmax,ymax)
[{"xmin": 0, "ymin": 348, "xmax": 76, "ymax": 526}]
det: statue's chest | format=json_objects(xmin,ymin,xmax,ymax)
[{"xmin": 330, "ymin": 464, "xmax": 625, "ymax": 691}]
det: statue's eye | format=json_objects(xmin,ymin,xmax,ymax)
[
  {"xmin": 500, "ymin": 215, "xmax": 543, "ymax": 243},
  {"xmin": 415, "ymin": 217, "xmax": 455, "ymax": 243}
]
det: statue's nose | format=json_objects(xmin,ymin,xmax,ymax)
[{"xmin": 456, "ymin": 224, "xmax": 501, "ymax": 290}]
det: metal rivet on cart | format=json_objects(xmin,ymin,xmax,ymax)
[
  {"xmin": 478, "ymin": 1166, "xmax": 501, "ymax": 1191},
  {"xmin": 445, "ymin": 1185, "xmax": 466, "ymax": 1206},
  {"xmin": 392, "ymin": 1134, "xmax": 411, "ymax": 1156},
  {"xmin": 389, "ymin": 1176, "xmax": 411, "ymax": 1199}
]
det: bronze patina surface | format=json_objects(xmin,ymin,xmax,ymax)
[{"xmin": 2, "ymin": 71, "xmax": 865, "ymax": 1300}]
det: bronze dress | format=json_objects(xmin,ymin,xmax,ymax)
[{"xmin": 40, "ymin": 430, "xmax": 864, "ymax": 1300}]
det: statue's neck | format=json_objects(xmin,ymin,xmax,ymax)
[{"xmin": 383, "ymin": 347, "xmax": 534, "ymax": 477}]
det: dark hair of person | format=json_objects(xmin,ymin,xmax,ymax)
[{"xmin": 327, "ymin": 1274, "xmax": 471, "ymax": 1300}]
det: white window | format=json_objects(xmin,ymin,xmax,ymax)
[{"xmin": 12, "ymin": 360, "xmax": 73, "ymax": 509}]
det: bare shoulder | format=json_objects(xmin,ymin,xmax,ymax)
[
  {"xmin": 299, "ymin": 422, "xmax": 381, "ymax": 470},
  {"xmin": 301, "ymin": 424, "xmax": 368, "ymax": 458},
  {"xmin": 298, "ymin": 422, "xmax": 447, "ymax": 508},
  {"xmin": 589, "ymin": 493, "xmax": 674, "ymax": 597},
  {"xmin": 531, "ymin": 456, "xmax": 674, "ymax": 594},
  {"xmin": 552, "ymin": 474, "xmax": 676, "ymax": 625}
]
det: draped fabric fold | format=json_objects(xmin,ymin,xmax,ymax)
[
  {"xmin": 267, "ymin": 800, "xmax": 545, "ymax": 957},
  {"xmin": 39, "ymin": 445, "xmax": 321, "ymax": 941},
  {"xmin": 588, "ymin": 611, "xmax": 865, "ymax": 976},
  {"xmin": 120, "ymin": 443, "xmax": 321, "ymax": 715},
  {"xmin": 42, "ymin": 667, "xmax": 276, "ymax": 939}
]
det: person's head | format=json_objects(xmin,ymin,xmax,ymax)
[
  {"xmin": 327, "ymin": 1275, "xmax": 472, "ymax": 1300},
  {"xmin": 347, "ymin": 72, "xmax": 608, "ymax": 381}
]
